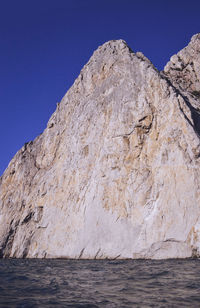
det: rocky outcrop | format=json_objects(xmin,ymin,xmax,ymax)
[
  {"xmin": 0, "ymin": 35, "xmax": 200, "ymax": 259},
  {"xmin": 163, "ymin": 33, "xmax": 200, "ymax": 135}
]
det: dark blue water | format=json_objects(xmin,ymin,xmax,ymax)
[{"xmin": 0, "ymin": 259, "xmax": 200, "ymax": 307}]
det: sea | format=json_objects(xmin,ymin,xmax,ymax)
[{"xmin": 0, "ymin": 259, "xmax": 200, "ymax": 307}]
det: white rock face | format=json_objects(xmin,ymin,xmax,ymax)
[{"xmin": 0, "ymin": 36, "xmax": 200, "ymax": 259}]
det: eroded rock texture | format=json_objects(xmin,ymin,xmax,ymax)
[{"xmin": 0, "ymin": 35, "xmax": 200, "ymax": 259}]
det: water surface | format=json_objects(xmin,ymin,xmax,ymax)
[{"xmin": 0, "ymin": 259, "xmax": 200, "ymax": 307}]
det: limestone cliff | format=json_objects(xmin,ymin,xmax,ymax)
[{"xmin": 0, "ymin": 35, "xmax": 200, "ymax": 259}]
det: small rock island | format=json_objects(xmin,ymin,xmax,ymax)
[{"xmin": 0, "ymin": 34, "xmax": 200, "ymax": 259}]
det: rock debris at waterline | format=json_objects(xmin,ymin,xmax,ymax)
[{"xmin": 0, "ymin": 34, "xmax": 200, "ymax": 259}]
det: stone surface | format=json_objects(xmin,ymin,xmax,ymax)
[{"xmin": 0, "ymin": 36, "xmax": 200, "ymax": 259}]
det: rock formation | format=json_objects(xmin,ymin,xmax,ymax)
[{"xmin": 0, "ymin": 34, "xmax": 200, "ymax": 259}]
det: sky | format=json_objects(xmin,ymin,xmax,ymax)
[{"xmin": 0, "ymin": 0, "xmax": 200, "ymax": 175}]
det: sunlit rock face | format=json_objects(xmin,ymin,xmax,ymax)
[{"xmin": 0, "ymin": 35, "xmax": 200, "ymax": 259}]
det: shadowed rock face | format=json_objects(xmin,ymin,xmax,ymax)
[
  {"xmin": 163, "ymin": 34, "xmax": 200, "ymax": 136},
  {"xmin": 0, "ymin": 36, "xmax": 200, "ymax": 259}
]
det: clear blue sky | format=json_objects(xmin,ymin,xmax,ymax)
[{"xmin": 0, "ymin": 0, "xmax": 200, "ymax": 175}]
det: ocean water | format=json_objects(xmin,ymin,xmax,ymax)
[{"xmin": 0, "ymin": 259, "xmax": 200, "ymax": 307}]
